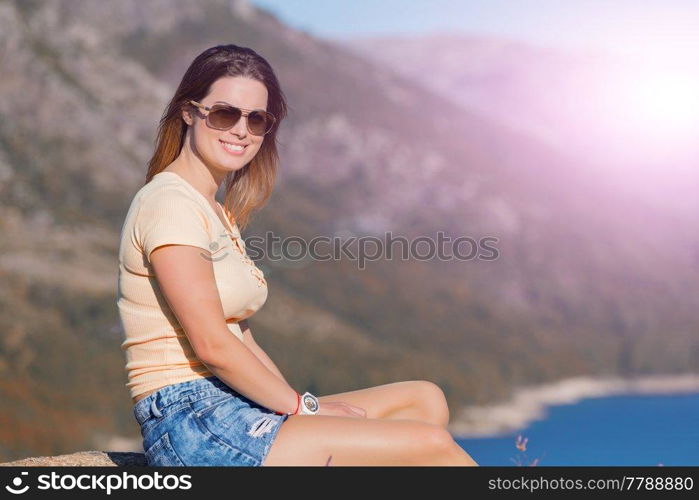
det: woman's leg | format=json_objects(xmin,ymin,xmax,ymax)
[
  {"xmin": 262, "ymin": 414, "xmax": 478, "ymax": 466},
  {"xmin": 317, "ymin": 380, "xmax": 450, "ymax": 428}
]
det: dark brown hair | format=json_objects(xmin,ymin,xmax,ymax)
[{"xmin": 145, "ymin": 44, "xmax": 287, "ymax": 231}]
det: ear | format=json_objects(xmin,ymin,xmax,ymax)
[{"xmin": 181, "ymin": 104, "xmax": 194, "ymax": 126}]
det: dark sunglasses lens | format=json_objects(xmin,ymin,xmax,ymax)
[
  {"xmin": 208, "ymin": 106, "xmax": 241, "ymax": 129},
  {"xmin": 248, "ymin": 111, "xmax": 272, "ymax": 135}
]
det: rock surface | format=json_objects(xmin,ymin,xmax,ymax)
[{"xmin": 0, "ymin": 451, "xmax": 146, "ymax": 467}]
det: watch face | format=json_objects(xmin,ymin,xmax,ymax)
[{"xmin": 303, "ymin": 394, "xmax": 319, "ymax": 413}]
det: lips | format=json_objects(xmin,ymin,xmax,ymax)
[
  {"xmin": 220, "ymin": 140, "xmax": 248, "ymax": 147},
  {"xmin": 220, "ymin": 140, "xmax": 247, "ymax": 155}
]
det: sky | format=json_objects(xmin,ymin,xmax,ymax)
[
  {"xmin": 250, "ymin": 0, "xmax": 699, "ymax": 59},
  {"xmin": 248, "ymin": 0, "xmax": 699, "ymax": 181}
]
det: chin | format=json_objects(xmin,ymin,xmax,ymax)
[{"xmin": 221, "ymin": 161, "xmax": 250, "ymax": 175}]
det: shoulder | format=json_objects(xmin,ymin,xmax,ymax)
[
  {"xmin": 133, "ymin": 177, "xmax": 212, "ymax": 233},
  {"xmin": 137, "ymin": 174, "xmax": 196, "ymax": 204},
  {"xmin": 136, "ymin": 177, "xmax": 205, "ymax": 215},
  {"xmin": 131, "ymin": 177, "xmax": 215, "ymax": 260}
]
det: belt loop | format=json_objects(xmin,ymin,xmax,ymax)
[{"xmin": 150, "ymin": 397, "xmax": 163, "ymax": 418}]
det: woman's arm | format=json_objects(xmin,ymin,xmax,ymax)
[
  {"xmin": 150, "ymin": 243, "xmax": 299, "ymax": 414},
  {"xmin": 240, "ymin": 319, "xmax": 290, "ymax": 385}
]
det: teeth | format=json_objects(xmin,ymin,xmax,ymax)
[{"xmin": 221, "ymin": 141, "xmax": 244, "ymax": 152}]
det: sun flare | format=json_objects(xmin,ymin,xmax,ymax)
[{"xmin": 620, "ymin": 65, "xmax": 699, "ymax": 141}]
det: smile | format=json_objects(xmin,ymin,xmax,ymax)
[{"xmin": 220, "ymin": 140, "xmax": 247, "ymax": 155}]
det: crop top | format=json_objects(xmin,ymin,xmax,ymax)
[{"xmin": 116, "ymin": 171, "xmax": 268, "ymax": 402}]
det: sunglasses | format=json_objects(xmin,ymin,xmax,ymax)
[{"xmin": 189, "ymin": 100, "xmax": 276, "ymax": 136}]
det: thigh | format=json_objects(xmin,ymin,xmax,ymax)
[
  {"xmin": 317, "ymin": 380, "xmax": 440, "ymax": 419},
  {"xmin": 262, "ymin": 413, "xmax": 453, "ymax": 466}
]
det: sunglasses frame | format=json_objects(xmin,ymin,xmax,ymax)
[{"xmin": 189, "ymin": 100, "xmax": 276, "ymax": 136}]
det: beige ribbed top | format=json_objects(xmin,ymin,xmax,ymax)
[{"xmin": 116, "ymin": 171, "xmax": 268, "ymax": 402}]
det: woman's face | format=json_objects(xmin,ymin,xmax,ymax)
[{"xmin": 184, "ymin": 76, "xmax": 269, "ymax": 175}]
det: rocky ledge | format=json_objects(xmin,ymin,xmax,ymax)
[{"xmin": 0, "ymin": 451, "xmax": 146, "ymax": 467}]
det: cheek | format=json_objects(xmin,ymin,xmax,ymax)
[
  {"xmin": 192, "ymin": 125, "xmax": 216, "ymax": 152},
  {"xmin": 248, "ymin": 142, "xmax": 263, "ymax": 156},
  {"xmin": 204, "ymin": 133, "xmax": 230, "ymax": 160}
]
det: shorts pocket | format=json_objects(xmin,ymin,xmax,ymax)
[
  {"xmin": 185, "ymin": 404, "xmax": 261, "ymax": 466},
  {"xmin": 139, "ymin": 402, "xmax": 188, "ymax": 438},
  {"xmin": 189, "ymin": 393, "xmax": 235, "ymax": 418},
  {"xmin": 145, "ymin": 432, "xmax": 185, "ymax": 467}
]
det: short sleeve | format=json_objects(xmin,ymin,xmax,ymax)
[{"xmin": 134, "ymin": 186, "xmax": 213, "ymax": 263}]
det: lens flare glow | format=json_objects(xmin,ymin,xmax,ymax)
[{"xmin": 627, "ymin": 70, "xmax": 699, "ymax": 133}]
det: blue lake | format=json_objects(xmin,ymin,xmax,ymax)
[{"xmin": 456, "ymin": 392, "xmax": 699, "ymax": 466}]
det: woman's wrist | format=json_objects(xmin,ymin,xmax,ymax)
[{"xmin": 274, "ymin": 389, "xmax": 300, "ymax": 416}]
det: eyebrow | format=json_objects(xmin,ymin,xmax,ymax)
[{"xmin": 212, "ymin": 100, "xmax": 267, "ymax": 111}]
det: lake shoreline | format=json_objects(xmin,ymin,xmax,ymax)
[{"xmin": 448, "ymin": 373, "xmax": 699, "ymax": 439}]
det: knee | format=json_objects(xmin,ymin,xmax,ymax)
[
  {"xmin": 415, "ymin": 423, "xmax": 457, "ymax": 454},
  {"xmin": 409, "ymin": 380, "xmax": 450, "ymax": 428}
]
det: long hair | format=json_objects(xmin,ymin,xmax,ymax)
[{"xmin": 145, "ymin": 44, "xmax": 287, "ymax": 231}]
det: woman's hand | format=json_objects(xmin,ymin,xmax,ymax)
[{"xmin": 316, "ymin": 400, "xmax": 367, "ymax": 418}]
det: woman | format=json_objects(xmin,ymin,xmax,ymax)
[{"xmin": 117, "ymin": 44, "xmax": 478, "ymax": 466}]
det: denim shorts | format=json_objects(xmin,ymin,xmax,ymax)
[{"xmin": 133, "ymin": 376, "xmax": 289, "ymax": 466}]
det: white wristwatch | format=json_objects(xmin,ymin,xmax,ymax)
[{"xmin": 298, "ymin": 391, "xmax": 320, "ymax": 415}]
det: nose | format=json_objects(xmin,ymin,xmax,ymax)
[{"xmin": 230, "ymin": 113, "xmax": 248, "ymax": 138}]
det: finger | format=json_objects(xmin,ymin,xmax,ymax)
[
  {"xmin": 350, "ymin": 407, "xmax": 365, "ymax": 417},
  {"xmin": 343, "ymin": 407, "xmax": 360, "ymax": 417},
  {"xmin": 351, "ymin": 405, "xmax": 367, "ymax": 416}
]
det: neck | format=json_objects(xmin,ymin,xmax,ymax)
[{"xmin": 167, "ymin": 137, "xmax": 227, "ymax": 203}]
